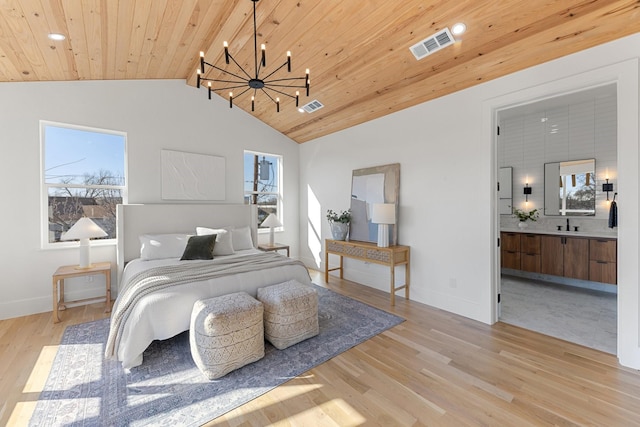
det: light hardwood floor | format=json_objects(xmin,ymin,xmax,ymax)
[{"xmin": 3, "ymin": 270, "xmax": 640, "ymax": 426}]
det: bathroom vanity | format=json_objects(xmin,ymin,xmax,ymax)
[{"xmin": 500, "ymin": 229, "xmax": 617, "ymax": 285}]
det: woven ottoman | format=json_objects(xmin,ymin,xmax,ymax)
[
  {"xmin": 190, "ymin": 292, "xmax": 264, "ymax": 380},
  {"xmin": 257, "ymin": 280, "xmax": 319, "ymax": 350}
]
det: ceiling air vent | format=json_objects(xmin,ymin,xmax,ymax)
[
  {"xmin": 301, "ymin": 99, "xmax": 324, "ymax": 113},
  {"xmin": 409, "ymin": 28, "xmax": 455, "ymax": 60}
]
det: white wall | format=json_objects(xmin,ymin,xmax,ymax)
[
  {"xmin": 299, "ymin": 33, "xmax": 640, "ymax": 368},
  {"xmin": 0, "ymin": 79, "xmax": 300, "ymax": 319}
]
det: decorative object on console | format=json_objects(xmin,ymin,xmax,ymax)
[
  {"xmin": 523, "ymin": 182, "xmax": 532, "ymax": 202},
  {"xmin": 513, "ymin": 208, "xmax": 539, "ymax": 229},
  {"xmin": 261, "ymin": 213, "xmax": 282, "ymax": 245},
  {"xmin": 196, "ymin": 0, "xmax": 310, "ymax": 112},
  {"xmin": 350, "ymin": 163, "xmax": 400, "ymax": 245},
  {"xmin": 326, "ymin": 209, "xmax": 351, "ymax": 241},
  {"xmin": 61, "ymin": 217, "xmax": 107, "ymax": 269},
  {"xmin": 371, "ymin": 203, "xmax": 396, "ymax": 248}
]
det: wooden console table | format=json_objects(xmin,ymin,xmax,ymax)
[{"xmin": 324, "ymin": 239, "xmax": 410, "ymax": 305}]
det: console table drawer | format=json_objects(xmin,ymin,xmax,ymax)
[{"xmin": 366, "ymin": 249, "xmax": 391, "ymax": 263}]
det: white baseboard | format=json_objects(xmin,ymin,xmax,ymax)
[{"xmin": 1, "ymin": 287, "xmax": 109, "ymax": 320}]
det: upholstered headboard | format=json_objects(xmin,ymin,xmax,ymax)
[{"xmin": 116, "ymin": 203, "xmax": 257, "ymax": 283}]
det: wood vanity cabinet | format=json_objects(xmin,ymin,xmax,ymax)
[
  {"xmin": 500, "ymin": 232, "xmax": 520, "ymax": 270},
  {"xmin": 589, "ymin": 239, "xmax": 617, "ymax": 285},
  {"xmin": 520, "ymin": 234, "xmax": 541, "ymax": 273},
  {"xmin": 540, "ymin": 235, "xmax": 589, "ymax": 280},
  {"xmin": 502, "ymin": 232, "xmax": 616, "ymax": 284}
]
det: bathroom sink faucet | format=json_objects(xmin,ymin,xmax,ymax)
[{"xmin": 566, "ymin": 218, "xmax": 570, "ymax": 231}]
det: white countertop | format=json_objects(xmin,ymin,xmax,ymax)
[{"xmin": 501, "ymin": 227, "xmax": 617, "ymax": 239}]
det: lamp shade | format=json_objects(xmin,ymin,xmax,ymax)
[
  {"xmin": 371, "ymin": 204, "xmax": 396, "ymax": 225},
  {"xmin": 61, "ymin": 217, "xmax": 108, "ymax": 241},
  {"xmin": 61, "ymin": 217, "xmax": 107, "ymax": 269},
  {"xmin": 261, "ymin": 213, "xmax": 282, "ymax": 228}
]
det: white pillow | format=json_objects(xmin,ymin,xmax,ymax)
[
  {"xmin": 139, "ymin": 233, "xmax": 191, "ymax": 260},
  {"xmin": 195, "ymin": 227, "xmax": 234, "ymax": 256},
  {"xmin": 232, "ymin": 226, "xmax": 254, "ymax": 250}
]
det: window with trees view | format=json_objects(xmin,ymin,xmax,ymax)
[
  {"xmin": 42, "ymin": 121, "xmax": 127, "ymax": 246},
  {"xmin": 244, "ymin": 151, "xmax": 281, "ymax": 228}
]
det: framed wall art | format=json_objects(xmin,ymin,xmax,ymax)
[
  {"xmin": 161, "ymin": 149, "xmax": 225, "ymax": 201},
  {"xmin": 349, "ymin": 163, "xmax": 400, "ymax": 244}
]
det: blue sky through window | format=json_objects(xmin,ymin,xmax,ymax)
[
  {"xmin": 44, "ymin": 125, "xmax": 125, "ymax": 185},
  {"xmin": 243, "ymin": 152, "xmax": 279, "ymax": 193}
]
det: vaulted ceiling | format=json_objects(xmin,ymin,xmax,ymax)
[{"xmin": 1, "ymin": 1, "xmax": 639, "ymax": 143}]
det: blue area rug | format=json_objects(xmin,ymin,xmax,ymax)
[{"xmin": 30, "ymin": 285, "xmax": 404, "ymax": 426}]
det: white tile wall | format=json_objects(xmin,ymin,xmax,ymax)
[{"xmin": 498, "ymin": 93, "xmax": 617, "ymax": 231}]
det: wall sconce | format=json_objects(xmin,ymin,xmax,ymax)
[
  {"xmin": 603, "ymin": 178, "xmax": 614, "ymax": 201},
  {"xmin": 523, "ymin": 183, "xmax": 532, "ymax": 202}
]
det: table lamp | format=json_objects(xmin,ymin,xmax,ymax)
[
  {"xmin": 61, "ymin": 217, "xmax": 108, "ymax": 269},
  {"xmin": 261, "ymin": 213, "xmax": 282, "ymax": 246},
  {"xmin": 371, "ymin": 203, "xmax": 396, "ymax": 248}
]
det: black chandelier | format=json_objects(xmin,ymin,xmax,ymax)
[{"xmin": 196, "ymin": 0, "xmax": 310, "ymax": 112}]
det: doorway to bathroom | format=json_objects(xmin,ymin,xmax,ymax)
[{"xmin": 496, "ymin": 84, "xmax": 618, "ymax": 355}]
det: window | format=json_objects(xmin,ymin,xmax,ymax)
[
  {"xmin": 41, "ymin": 121, "xmax": 127, "ymax": 247},
  {"xmin": 243, "ymin": 151, "xmax": 282, "ymax": 228}
]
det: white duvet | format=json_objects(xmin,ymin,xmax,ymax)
[{"xmin": 110, "ymin": 249, "xmax": 311, "ymax": 368}]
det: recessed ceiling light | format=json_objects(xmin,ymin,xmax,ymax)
[
  {"xmin": 48, "ymin": 33, "xmax": 66, "ymax": 41},
  {"xmin": 451, "ymin": 23, "xmax": 466, "ymax": 35}
]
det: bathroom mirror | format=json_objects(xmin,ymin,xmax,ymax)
[
  {"xmin": 544, "ymin": 159, "xmax": 596, "ymax": 216},
  {"xmin": 498, "ymin": 167, "xmax": 513, "ymax": 215}
]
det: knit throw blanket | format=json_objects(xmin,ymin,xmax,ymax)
[{"xmin": 105, "ymin": 252, "xmax": 307, "ymax": 359}]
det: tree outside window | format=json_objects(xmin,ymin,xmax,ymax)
[
  {"xmin": 243, "ymin": 151, "xmax": 282, "ymax": 227},
  {"xmin": 42, "ymin": 122, "xmax": 127, "ymax": 245}
]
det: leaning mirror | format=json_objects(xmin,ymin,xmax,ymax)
[
  {"xmin": 544, "ymin": 159, "xmax": 596, "ymax": 216},
  {"xmin": 498, "ymin": 167, "xmax": 513, "ymax": 215}
]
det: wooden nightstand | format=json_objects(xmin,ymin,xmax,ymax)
[
  {"xmin": 52, "ymin": 261, "xmax": 112, "ymax": 323},
  {"xmin": 258, "ymin": 243, "xmax": 290, "ymax": 257}
]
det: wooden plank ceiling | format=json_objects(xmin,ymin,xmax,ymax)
[{"xmin": 1, "ymin": 1, "xmax": 639, "ymax": 143}]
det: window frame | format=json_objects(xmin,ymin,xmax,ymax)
[
  {"xmin": 40, "ymin": 120, "xmax": 128, "ymax": 249},
  {"xmin": 243, "ymin": 150, "xmax": 283, "ymax": 233}
]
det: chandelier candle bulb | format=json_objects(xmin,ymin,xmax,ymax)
[
  {"xmin": 306, "ymin": 69, "xmax": 310, "ymax": 95},
  {"xmin": 229, "ymin": 92, "xmax": 233, "ymax": 108},
  {"xmin": 261, "ymin": 44, "xmax": 266, "ymax": 66},
  {"xmin": 200, "ymin": 51, "xmax": 205, "ymax": 71},
  {"xmin": 196, "ymin": 69, "xmax": 201, "ymax": 88},
  {"xmin": 287, "ymin": 51, "xmax": 291, "ymax": 72},
  {"xmin": 224, "ymin": 41, "xmax": 229, "ymax": 64},
  {"xmin": 251, "ymin": 96, "xmax": 255, "ymax": 111},
  {"xmin": 276, "ymin": 98, "xmax": 280, "ymax": 112},
  {"xmin": 208, "ymin": 82, "xmax": 212, "ymax": 99},
  {"xmin": 296, "ymin": 91, "xmax": 299, "ymax": 106}
]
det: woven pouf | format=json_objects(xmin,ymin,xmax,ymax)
[
  {"xmin": 257, "ymin": 280, "xmax": 319, "ymax": 350},
  {"xmin": 190, "ymin": 292, "xmax": 264, "ymax": 380}
]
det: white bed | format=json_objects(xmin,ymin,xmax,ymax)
[{"xmin": 107, "ymin": 204, "xmax": 312, "ymax": 369}]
